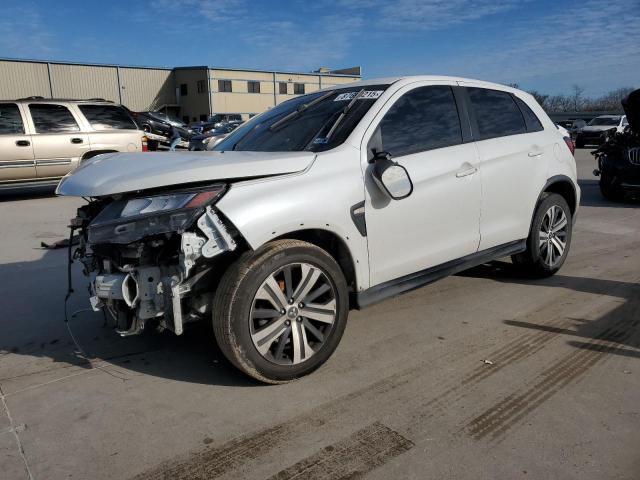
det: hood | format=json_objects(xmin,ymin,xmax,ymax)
[
  {"xmin": 622, "ymin": 88, "xmax": 639, "ymax": 133},
  {"xmin": 56, "ymin": 150, "xmax": 316, "ymax": 197},
  {"xmin": 582, "ymin": 125, "xmax": 617, "ymax": 133}
]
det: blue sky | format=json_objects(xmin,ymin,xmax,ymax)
[{"xmin": 2, "ymin": 0, "xmax": 638, "ymax": 97}]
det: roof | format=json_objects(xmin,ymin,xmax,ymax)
[
  {"xmin": 320, "ymin": 75, "xmax": 519, "ymax": 91},
  {"xmin": 10, "ymin": 97, "xmax": 115, "ymax": 104}
]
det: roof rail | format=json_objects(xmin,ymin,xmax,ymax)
[
  {"xmin": 13, "ymin": 97, "xmax": 116, "ymax": 103},
  {"xmin": 17, "ymin": 95, "xmax": 45, "ymax": 100}
]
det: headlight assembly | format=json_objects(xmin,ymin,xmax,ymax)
[{"xmin": 88, "ymin": 185, "xmax": 226, "ymax": 244}]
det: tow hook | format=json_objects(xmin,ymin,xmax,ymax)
[{"xmin": 593, "ymin": 169, "xmax": 600, "ymax": 176}]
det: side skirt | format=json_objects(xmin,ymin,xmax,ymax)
[{"xmin": 353, "ymin": 239, "xmax": 526, "ymax": 309}]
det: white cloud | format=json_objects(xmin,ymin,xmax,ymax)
[{"xmin": 0, "ymin": 4, "xmax": 56, "ymax": 58}]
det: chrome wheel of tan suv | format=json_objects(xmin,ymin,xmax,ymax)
[{"xmin": 250, "ymin": 262, "xmax": 337, "ymax": 365}]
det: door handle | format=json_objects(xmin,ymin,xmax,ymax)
[
  {"xmin": 528, "ymin": 151, "xmax": 543, "ymax": 157},
  {"xmin": 15, "ymin": 140, "xmax": 31, "ymax": 147},
  {"xmin": 456, "ymin": 166, "xmax": 478, "ymax": 178},
  {"xmin": 71, "ymin": 138, "xmax": 83, "ymax": 144}
]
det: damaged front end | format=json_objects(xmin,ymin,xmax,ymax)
[{"xmin": 71, "ymin": 184, "xmax": 239, "ymax": 337}]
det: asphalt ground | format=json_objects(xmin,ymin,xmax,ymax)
[{"xmin": 0, "ymin": 149, "xmax": 638, "ymax": 479}]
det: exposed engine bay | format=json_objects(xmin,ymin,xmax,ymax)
[{"xmin": 69, "ymin": 185, "xmax": 239, "ymax": 337}]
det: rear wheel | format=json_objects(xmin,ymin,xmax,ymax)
[
  {"xmin": 212, "ymin": 240, "xmax": 349, "ymax": 384},
  {"xmin": 512, "ymin": 193, "xmax": 572, "ymax": 277}
]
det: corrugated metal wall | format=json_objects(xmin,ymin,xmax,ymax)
[
  {"xmin": 49, "ymin": 63, "xmax": 120, "ymax": 101},
  {"xmin": 0, "ymin": 60, "xmax": 50, "ymax": 99},
  {"xmin": 120, "ymin": 67, "xmax": 175, "ymax": 111}
]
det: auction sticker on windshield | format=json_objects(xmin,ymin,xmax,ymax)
[{"xmin": 334, "ymin": 90, "xmax": 383, "ymax": 101}]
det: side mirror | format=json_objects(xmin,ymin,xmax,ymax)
[{"xmin": 370, "ymin": 151, "xmax": 413, "ymax": 200}]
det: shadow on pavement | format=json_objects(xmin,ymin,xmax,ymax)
[
  {"xmin": 0, "ymin": 185, "xmax": 58, "ymax": 202},
  {"xmin": 0, "ymin": 247, "xmax": 261, "ymax": 389},
  {"xmin": 460, "ymin": 261, "xmax": 640, "ymax": 359},
  {"xmin": 578, "ymin": 179, "xmax": 640, "ymax": 208}
]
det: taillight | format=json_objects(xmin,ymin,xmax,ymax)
[
  {"xmin": 563, "ymin": 136, "xmax": 575, "ymax": 156},
  {"xmin": 142, "ymin": 135, "xmax": 148, "ymax": 152}
]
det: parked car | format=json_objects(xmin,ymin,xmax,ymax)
[
  {"xmin": 56, "ymin": 76, "xmax": 579, "ymax": 383},
  {"xmin": 575, "ymin": 115, "xmax": 628, "ymax": 148},
  {"xmin": 569, "ymin": 119, "xmax": 587, "ymax": 136},
  {"xmin": 593, "ymin": 89, "xmax": 640, "ymax": 200},
  {"xmin": 190, "ymin": 114, "xmax": 244, "ymax": 134},
  {"xmin": 0, "ymin": 99, "xmax": 146, "ymax": 190},
  {"xmin": 189, "ymin": 125, "xmax": 235, "ymax": 151},
  {"xmin": 131, "ymin": 111, "xmax": 194, "ymax": 139}
]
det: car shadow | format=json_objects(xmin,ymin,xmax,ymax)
[
  {"xmin": 0, "ymin": 185, "xmax": 58, "ymax": 202},
  {"xmin": 578, "ymin": 179, "xmax": 640, "ymax": 208},
  {"xmin": 458, "ymin": 261, "xmax": 640, "ymax": 358},
  {"xmin": 0, "ymin": 247, "xmax": 262, "ymax": 388}
]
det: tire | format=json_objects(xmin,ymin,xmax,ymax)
[
  {"xmin": 212, "ymin": 239, "xmax": 349, "ymax": 384},
  {"xmin": 599, "ymin": 173, "xmax": 623, "ymax": 201},
  {"xmin": 512, "ymin": 193, "xmax": 572, "ymax": 278}
]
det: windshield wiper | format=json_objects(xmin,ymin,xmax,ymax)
[
  {"xmin": 323, "ymin": 89, "xmax": 365, "ymax": 141},
  {"xmin": 269, "ymin": 91, "xmax": 335, "ymax": 131}
]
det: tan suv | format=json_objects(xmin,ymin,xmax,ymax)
[{"xmin": 0, "ymin": 98, "xmax": 146, "ymax": 190}]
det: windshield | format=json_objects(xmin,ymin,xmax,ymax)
[
  {"xmin": 588, "ymin": 117, "xmax": 620, "ymax": 126},
  {"xmin": 215, "ymin": 85, "xmax": 388, "ymax": 152}
]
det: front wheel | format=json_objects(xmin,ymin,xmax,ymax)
[
  {"xmin": 212, "ymin": 240, "xmax": 349, "ymax": 383},
  {"xmin": 512, "ymin": 193, "xmax": 572, "ymax": 277}
]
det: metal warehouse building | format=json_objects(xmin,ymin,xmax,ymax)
[{"xmin": 0, "ymin": 59, "xmax": 361, "ymax": 123}]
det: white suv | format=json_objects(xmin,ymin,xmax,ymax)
[{"xmin": 57, "ymin": 76, "xmax": 580, "ymax": 383}]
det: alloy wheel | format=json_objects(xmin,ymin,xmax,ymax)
[
  {"xmin": 538, "ymin": 205, "xmax": 568, "ymax": 267},
  {"xmin": 249, "ymin": 263, "xmax": 337, "ymax": 365}
]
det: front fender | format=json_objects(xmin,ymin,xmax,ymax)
[{"xmin": 216, "ymin": 149, "xmax": 371, "ymax": 291}]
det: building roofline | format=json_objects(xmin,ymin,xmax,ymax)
[{"xmin": 0, "ymin": 57, "xmax": 361, "ymax": 77}]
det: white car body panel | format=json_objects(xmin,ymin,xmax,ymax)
[
  {"xmin": 55, "ymin": 150, "xmax": 316, "ymax": 197},
  {"xmin": 216, "ymin": 146, "xmax": 371, "ymax": 291}
]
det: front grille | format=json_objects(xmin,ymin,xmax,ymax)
[{"xmin": 628, "ymin": 147, "xmax": 640, "ymax": 165}]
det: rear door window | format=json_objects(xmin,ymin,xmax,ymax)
[
  {"xmin": 0, "ymin": 103, "xmax": 25, "ymax": 134},
  {"xmin": 29, "ymin": 104, "xmax": 80, "ymax": 133},
  {"xmin": 467, "ymin": 88, "xmax": 526, "ymax": 140},
  {"xmin": 78, "ymin": 105, "xmax": 137, "ymax": 130},
  {"xmin": 378, "ymin": 85, "xmax": 462, "ymax": 157}
]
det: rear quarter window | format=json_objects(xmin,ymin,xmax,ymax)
[
  {"xmin": 513, "ymin": 96, "xmax": 544, "ymax": 132},
  {"xmin": 467, "ymin": 88, "xmax": 526, "ymax": 140},
  {"xmin": 0, "ymin": 103, "xmax": 24, "ymax": 134},
  {"xmin": 79, "ymin": 105, "xmax": 137, "ymax": 130}
]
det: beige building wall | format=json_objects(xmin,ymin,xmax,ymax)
[
  {"xmin": 0, "ymin": 60, "xmax": 51, "ymax": 99},
  {"xmin": 50, "ymin": 63, "xmax": 120, "ymax": 102},
  {"xmin": 119, "ymin": 67, "xmax": 174, "ymax": 112},
  {"xmin": 0, "ymin": 59, "xmax": 360, "ymax": 120},
  {"xmin": 174, "ymin": 68, "xmax": 210, "ymax": 122},
  {"xmin": 209, "ymin": 69, "xmax": 359, "ymax": 117}
]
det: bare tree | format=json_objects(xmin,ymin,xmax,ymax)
[{"xmin": 570, "ymin": 84, "xmax": 586, "ymax": 111}]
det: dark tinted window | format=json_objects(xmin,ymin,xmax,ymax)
[
  {"xmin": 248, "ymin": 81, "xmax": 260, "ymax": 94},
  {"xmin": 78, "ymin": 105, "xmax": 137, "ymax": 130},
  {"xmin": 218, "ymin": 80, "xmax": 232, "ymax": 92},
  {"xmin": 197, "ymin": 80, "xmax": 207, "ymax": 94},
  {"xmin": 279, "ymin": 82, "xmax": 287, "ymax": 94},
  {"xmin": 180, "ymin": 83, "xmax": 188, "ymax": 96},
  {"xmin": 29, "ymin": 104, "xmax": 79, "ymax": 133},
  {"xmin": 294, "ymin": 83, "xmax": 305, "ymax": 94},
  {"xmin": 378, "ymin": 86, "xmax": 462, "ymax": 157},
  {"xmin": 0, "ymin": 103, "xmax": 24, "ymax": 134},
  {"xmin": 513, "ymin": 96, "xmax": 543, "ymax": 132},
  {"xmin": 468, "ymin": 88, "xmax": 526, "ymax": 139}
]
